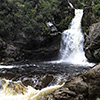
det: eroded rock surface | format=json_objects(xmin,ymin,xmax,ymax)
[
  {"xmin": 84, "ymin": 22, "xmax": 100, "ymax": 62},
  {"xmin": 35, "ymin": 74, "xmax": 54, "ymax": 90},
  {"xmin": 21, "ymin": 77, "xmax": 33, "ymax": 87},
  {"xmin": 83, "ymin": 63, "xmax": 100, "ymax": 100},
  {"xmin": 43, "ymin": 63, "xmax": 100, "ymax": 100}
]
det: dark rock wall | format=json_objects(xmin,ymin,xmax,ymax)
[
  {"xmin": 84, "ymin": 22, "xmax": 100, "ymax": 62},
  {"xmin": 0, "ymin": 33, "xmax": 61, "ymax": 63},
  {"xmin": 22, "ymin": 33, "xmax": 61, "ymax": 61}
]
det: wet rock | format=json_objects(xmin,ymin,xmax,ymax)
[
  {"xmin": 0, "ymin": 80, "xmax": 3, "ymax": 90},
  {"xmin": 5, "ymin": 45, "xmax": 17, "ymax": 56},
  {"xmin": 44, "ymin": 95, "xmax": 56, "ymax": 100},
  {"xmin": 21, "ymin": 77, "xmax": 33, "ymax": 87},
  {"xmin": 83, "ymin": 63, "xmax": 100, "ymax": 80},
  {"xmin": 35, "ymin": 74, "xmax": 54, "ymax": 90},
  {"xmin": 83, "ymin": 63, "xmax": 100, "ymax": 100},
  {"xmin": 53, "ymin": 88, "xmax": 76, "ymax": 99},
  {"xmin": 74, "ymin": 94, "xmax": 84, "ymax": 100},
  {"xmin": 65, "ymin": 77, "xmax": 88, "ymax": 94},
  {"xmin": 43, "ymin": 64, "xmax": 100, "ymax": 100},
  {"xmin": 84, "ymin": 22, "xmax": 100, "ymax": 62},
  {"xmin": 43, "ymin": 76, "xmax": 88, "ymax": 100},
  {"xmin": 0, "ymin": 39, "xmax": 24, "ymax": 63},
  {"xmin": 44, "ymin": 87, "xmax": 77, "ymax": 100}
]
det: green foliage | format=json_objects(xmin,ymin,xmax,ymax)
[
  {"xmin": 58, "ymin": 16, "xmax": 72, "ymax": 31},
  {"xmin": 0, "ymin": 0, "xmax": 61, "ymax": 40},
  {"xmin": 92, "ymin": 4, "xmax": 100, "ymax": 21},
  {"xmin": 0, "ymin": 0, "xmax": 100, "ymax": 40},
  {"xmin": 70, "ymin": 0, "xmax": 85, "ymax": 8}
]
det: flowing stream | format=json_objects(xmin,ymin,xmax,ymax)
[
  {"xmin": 0, "ymin": 79, "xmax": 62, "ymax": 100},
  {"xmin": 0, "ymin": 9, "xmax": 95, "ymax": 100}
]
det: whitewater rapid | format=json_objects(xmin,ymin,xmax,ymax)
[{"xmin": 0, "ymin": 79, "xmax": 63, "ymax": 100}]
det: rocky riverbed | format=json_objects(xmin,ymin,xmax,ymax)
[
  {"xmin": 0, "ymin": 61, "xmax": 99, "ymax": 100},
  {"xmin": 0, "ymin": 62, "xmax": 91, "ymax": 84},
  {"xmin": 43, "ymin": 63, "xmax": 100, "ymax": 100}
]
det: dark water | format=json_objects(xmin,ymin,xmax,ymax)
[{"xmin": 0, "ymin": 61, "xmax": 91, "ymax": 85}]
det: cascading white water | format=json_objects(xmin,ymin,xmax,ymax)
[
  {"xmin": 48, "ymin": 9, "xmax": 95, "ymax": 66},
  {"xmin": 0, "ymin": 79, "xmax": 63, "ymax": 100},
  {"xmin": 59, "ymin": 9, "xmax": 89, "ymax": 65}
]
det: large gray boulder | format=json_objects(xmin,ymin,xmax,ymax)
[{"xmin": 84, "ymin": 22, "xmax": 100, "ymax": 62}]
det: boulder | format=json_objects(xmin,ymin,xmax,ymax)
[
  {"xmin": 43, "ymin": 63, "xmax": 100, "ymax": 100},
  {"xmin": 64, "ymin": 77, "xmax": 88, "ymax": 94},
  {"xmin": 83, "ymin": 63, "xmax": 100, "ymax": 100},
  {"xmin": 43, "ymin": 76, "xmax": 88, "ymax": 100},
  {"xmin": 0, "ymin": 40, "xmax": 24, "ymax": 63},
  {"xmin": 35, "ymin": 74, "xmax": 54, "ymax": 90},
  {"xmin": 5, "ymin": 44, "xmax": 19, "ymax": 59},
  {"xmin": 84, "ymin": 22, "xmax": 100, "ymax": 62},
  {"xmin": 21, "ymin": 77, "xmax": 33, "ymax": 87},
  {"xmin": 4, "ymin": 44, "xmax": 24, "ymax": 62}
]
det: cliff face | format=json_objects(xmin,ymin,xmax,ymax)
[
  {"xmin": 84, "ymin": 22, "xmax": 100, "ymax": 62},
  {"xmin": 0, "ymin": 32, "xmax": 61, "ymax": 63}
]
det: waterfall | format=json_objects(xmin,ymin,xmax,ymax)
[
  {"xmin": 59, "ymin": 9, "xmax": 89, "ymax": 65},
  {"xmin": 47, "ymin": 9, "xmax": 95, "ymax": 66}
]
